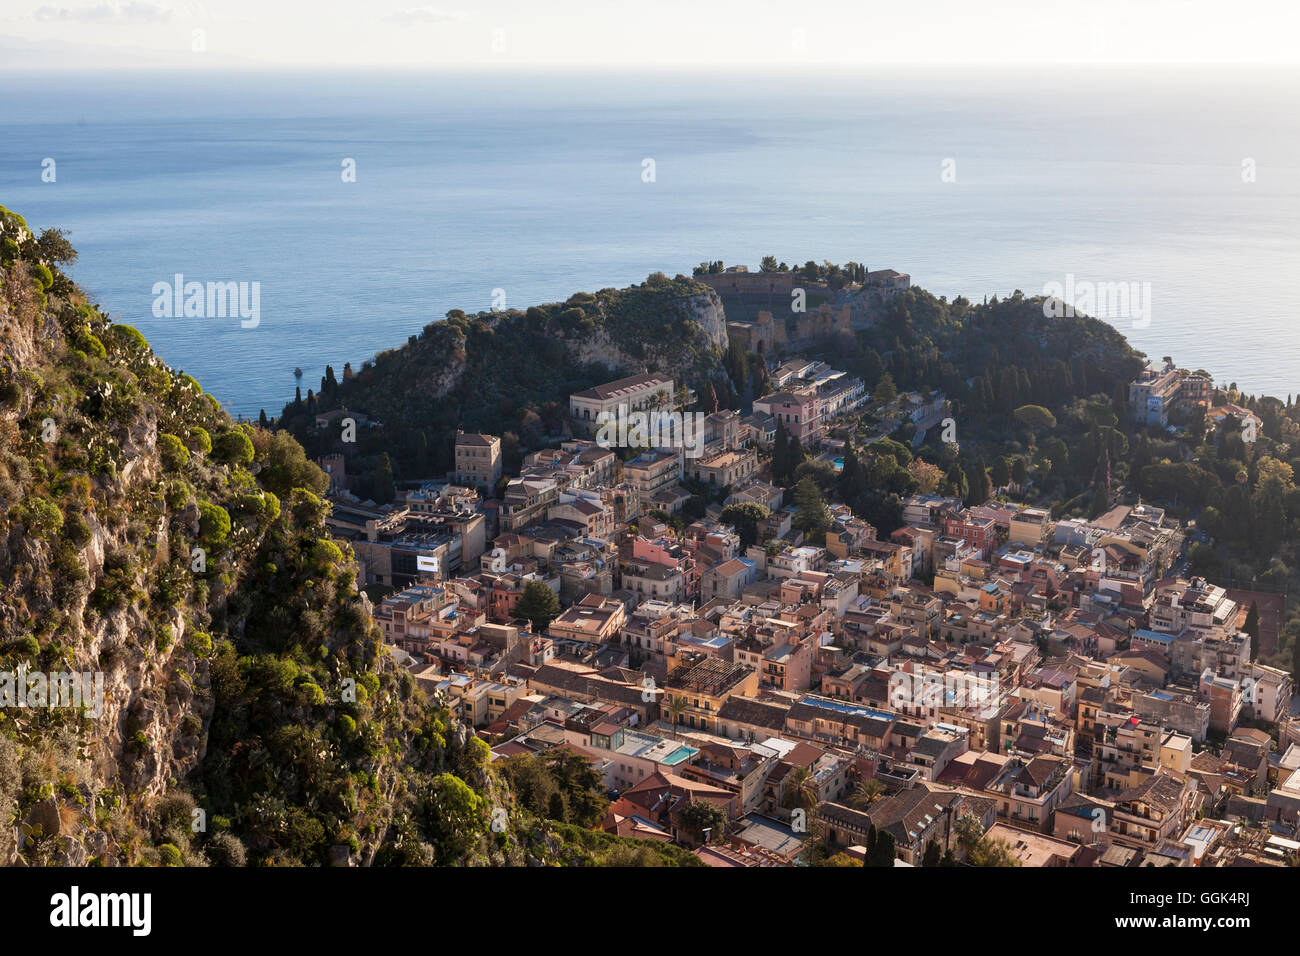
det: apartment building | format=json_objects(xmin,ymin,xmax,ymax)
[
  {"xmin": 665, "ymin": 655, "xmax": 760, "ymax": 735},
  {"xmin": 452, "ymin": 430, "xmax": 502, "ymax": 490}
]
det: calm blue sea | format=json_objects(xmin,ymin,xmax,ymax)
[{"xmin": 2, "ymin": 68, "xmax": 1298, "ymax": 417}]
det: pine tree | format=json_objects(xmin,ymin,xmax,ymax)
[
  {"xmin": 793, "ymin": 477, "xmax": 831, "ymax": 538},
  {"xmin": 788, "ymin": 434, "xmax": 807, "ymax": 477},
  {"xmin": 514, "ymin": 581, "xmax": 562, "ymax": 633},
  {"xmin": 944, "ymin": 462, "xmax": 968, "ymax": 501},
  {"xmin": 840, "ymin": 442, "xmax": 866, "ymax": 502},
  {"xmin": 772, "ymin": 418, "xmax": 791, "ymax": 485},
  {"xmin": 874, "ymin": 372, "xmax": 897, "ymax": 405},
  {"xmin": 864, "ymin": 824, "xmax": 896, "ymax": 867}
]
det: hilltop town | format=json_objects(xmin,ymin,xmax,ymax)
[{"xmin": 304, "ymin": 263, "xmax": 1300, "ymax": 869}]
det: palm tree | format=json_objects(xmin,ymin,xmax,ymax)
[
  {"xmin": 666, "ymin": 695, "xmax": 688, "ymax": 736},
  {"xmin": 783, "ymin": 765, "xmax": 820, "ymax": 814},
  {"xmin": 848, "ymin": 779, "xmax": 886, "ymax": 810}
]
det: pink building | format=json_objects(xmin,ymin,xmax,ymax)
[{"xmin": 752, "ymin": 388, "xmax": 824, "ymax": 442}]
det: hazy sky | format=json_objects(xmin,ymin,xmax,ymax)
[{"xmin": 1, "ymin": 0, "xmax": 1297, "ymax": 69}]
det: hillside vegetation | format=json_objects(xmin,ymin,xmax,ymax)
[{"xmin": 280, "ymin": 273, "xmax": 729, "ymax": 489}]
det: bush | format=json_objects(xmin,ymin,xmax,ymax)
[
  {"xmin": 30, "ymin": 262, "xmax": 53, "ymax": 291},
  {"xmin": 164, "ymin": 479, "xmax": 193, "ymax": 510},
  {"xmin": 73, "ymin": 326, "xmax": 106, "ymax": 359},
  {"xmin": 106, "ymin": 324, "xmax": 149, "ymax": 353},
  {"xmin": 158, "ymin": 434, "xmax": 188, "ymax": 471},
  {"xmin": 185, "ymin": 426, "xmax": 212, "ymax": 455},
  {"xmin": 64, "ymin": 512, "xmax": 92, "ymax": 547},
  {"xmin": 197, "ymin": 502, "xmax": 231, "ymax": 547},
  {"xmin": 157, "ymin": 844, "xmax": 183, "ymax": 867},
  {"xmin": 205, "ymin": 832, "xmax": 246, "ymax": 866},
  {"xmin": 18, "ymin": 496, "xmax": 63, "ymax": 539},
  {"xmin": 4, "ymin": 635, "xmax": 40, "ymax": 661},
  {"xmin": 311, "ymin": 538, "xmax": 344, "ymax": 570},
  {"xmin": 185, "ymin": 630, "xmax": 213, "ymax": 657},
  {"xmin": 213, "ymin": 428, "xmax": 254, "ymax": 466}
]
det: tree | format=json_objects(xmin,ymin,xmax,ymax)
[
  {"xmin": 677, "ymin": 800, "xmax": 727, "ymax": 847},
  {"xmin": 955, "ymin": 812, "xmax": 1020, "ymax": 866},
  {"xmin": 965, "ymin": 457, "xmax": 991, "ymax": 505},
  {"xmin": 1011, "ymin": 456, "xmax": 1029, "ymax": 488},
  {"xmin": 794, "ymin": 459, "xmax": 838, "ymax": 493},
  {"xmin": 720, "ymin": 502, "xmax": 770, "ymax": 550},
  {"xmin": 990, "ymin": 456, "xmax": 1011, "ymax": 490},
  {"xmin": 788, "ymin": 434, "xmax": 807, "ymax": 479},
  {"xmin": 907, "ymin": 457, "xmax": 944, "ymax": 495},
  {"xmin": 514, "ymin": 581, "xmax": 561, "ymax": 632},
  {"xmin": 251, "ymin": 428, "xmax": 330, "ymax": 498},
  {"xmin": 371, "ymin": 452, "xmax": 395, "ymax": 504},
  {"xmin": 942, "ymin": 462, "xmax": 968, "ymax": 501},
  {"xmin": 1245, "ymin": 601, "xmax": 1261, "ymax": 660},
  {"xmin": 423, "ymin": 773, "xmax": 486, "ymax": 864},
  {"xmin": 1088, "ymin": 483, "xmax": 1110, "ymax": 518},
  {"xmin": 874, "ymin": 372, "xmax": 898, "ymax": 405},
  {"xmin": 547, "ymin": 790, "xmax": 568, "ymax": 822},
  {"xmin": 923, "ymin": 839, "xmax": 942, "ymax": 867},
  {"xmin": 783, "ymin": 766, "xmax": 819, "ymax": 814},
  {"xmin": 760, "ymin": 255, "xmax": 780, "ymax": 272},
  {"xmin": 792, "ymin": 477, "xmax": 831, "ymax": 538},
  {"xmin": 36, "ymin": 227, "xmax": 77, "ymax": 265},
  {"xmin": 1013, "ymin": 404, "xmax": 1056, "ymax": 445},
  {"xmin": 839, "ymin": 442, "xmax": 867, "ymax": 502},
  {"xmin": 864, "ymin": 824, "xmax": 896, "ymax": 867},
  {"xmin": 666, "ymin": 694, "xmax": 688, "ymax": 735},
  {"xmin": 772, "ymin": 418, "xmax": 791, "ymax": 485},
  {"xmin": 847, "ymin": 779, "xmax": 885, "ymax": 809}
]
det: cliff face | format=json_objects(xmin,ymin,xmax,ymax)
[{"xmin": 565, "ymin": 287, "xmax": 728, "ymax": 380}]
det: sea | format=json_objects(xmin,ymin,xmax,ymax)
[{"xmin": 1, "ymin": 67, "xmax": 1298, "ymax": 418}]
